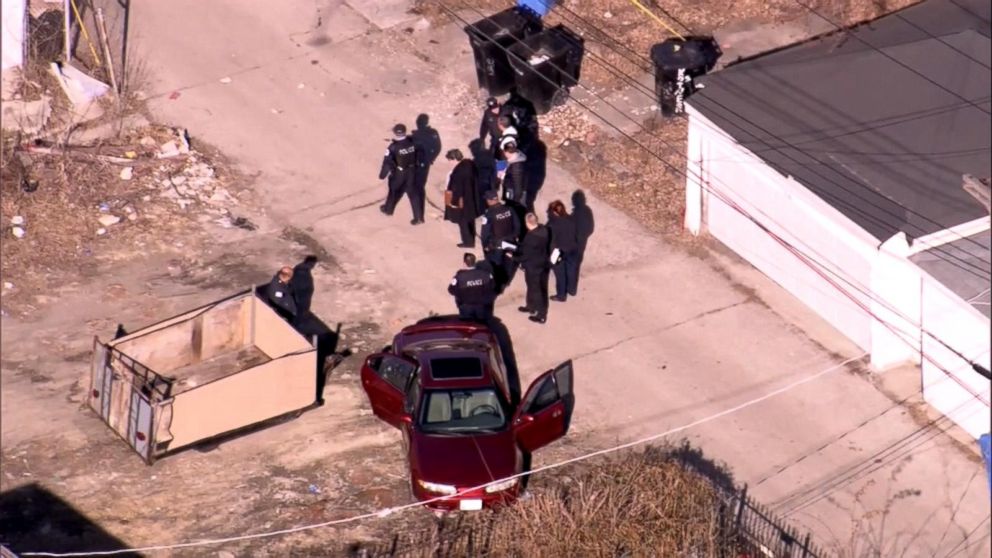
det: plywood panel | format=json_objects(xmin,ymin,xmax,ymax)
[
  {"xmin": 112, "ymin": 294, "xmax": 252, "ymax": 374},
  {"xmin": 201, "ymin": 296, "xmax": 251, "ymax": 361},
  {"xmin": 252, "ymin": 297, "xmax": 313, "ymax": 359},
  {"xmin": 163, "ymin": 351, "xmax": 317, "ymax": 450}
]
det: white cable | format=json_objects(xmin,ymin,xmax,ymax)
[{"xmin": 21, "ymin": 354, "xmax": 865, "ymax": 557}]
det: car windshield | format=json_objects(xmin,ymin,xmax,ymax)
[{"xmin": 419, "ymin": 389, "xmax": 507, "ymax": 433}]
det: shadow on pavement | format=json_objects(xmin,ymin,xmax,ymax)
[{"xmin": 0, "ymin": 484, "xmax": 140, "ymax": 557}]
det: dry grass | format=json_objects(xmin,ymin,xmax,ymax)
[{"xmin": 348, "ymin": 444, "xmax": 744, "ymax": 557}]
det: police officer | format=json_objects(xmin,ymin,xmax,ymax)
[
  {"xmin": 479, "ymin": 97, "xmax": 502, "ymax": 153},
  {"xmin": 378, "ymin": 123, "xmax": 422, "ymax": 225},
  {"xmin": 479, "ymin": 190, "xmax": 521, "ymax": 294},
  {"xmin": 266, "ymin": 266, "xmax": 297, "ymax": 322},
  {"xmin": 448, "ymin": 253, "xmax": 496, "ymax": 322}
]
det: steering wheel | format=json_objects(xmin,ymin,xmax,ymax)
[{"xmin": 470, "ymin": 404, "xmax": 499, "ymax": 417}]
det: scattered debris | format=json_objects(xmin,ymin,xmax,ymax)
[
  {"xmin": 158, "ymin": 141, "xmax": 181, "ymax": 159},
  {"xmin": 119, "ymin": 167, "xmax": 133, "ymax": 180},
  {"xmin": 11, "ymin": 216, "xmax": 25, "ymax": 226},
  {"xmin": 48, "ymin": 62, "xmax": 109, "ymax": 121},
  {"xmin": 219, "ymin": 77, "xmax": 233, "ymax": 84},
  {"xmin": 169, "ymin": 91, "xmax": 181, "ymax": 100},
  {"xmin": 11, "ymin": 227, "xmax": 25, "ymax": 239},
  {"xmin": 98, "ymin": 215, "xmax": 121, "ymax": 227},
  {"xmin": 3, "ymin": 282, "xmax": 13, "ymax": 290},
  {"xmin": 297, "ymin": 83, "xmax": 305, "ymax": 89},
  {"xmin": 96, "ymin": 227, "xmax": 107, "ymax": 235},
  {"xmin": 231, "ymin": 216, "xmax": 256, "ymax": 231}
]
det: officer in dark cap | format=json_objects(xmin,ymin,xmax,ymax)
[
  {"xmin": 479, "ymin": 190, "xmax": 521, "ymax": 294},
  {"xmin": 479, "ymin": 97, "xmax": 502, "ymax": 154},
  {"xmin": 378, "ymin": 123, "xmax": 422, "ymax": 225},
  {"xmin": 448, "ymin": 252, "xmax": 497, "ymax": 322}
]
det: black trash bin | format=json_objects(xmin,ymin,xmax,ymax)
[
  {"xmin": 465, "ymin": 7, "xmax": 544, "ymax": 96},
  {"xmin": 650, "ymin": 37, "xmax": 722, "ymax": 117},
  {"xmin": 506, "ymin": 24, "xmax": 585, "ymax": 115}
]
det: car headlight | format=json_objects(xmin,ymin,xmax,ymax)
[
  {"xmin": 417, "ymin": 479, "xmax": 457, "ymax": 495},
  {"xmin": 484, "ymin": 478, "xmax": 518, "ymax": 493}
]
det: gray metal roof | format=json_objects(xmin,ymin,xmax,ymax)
[
  {"xmin": 689, "ymin": 0, "xmax": 991, "ymax": 242},
  {"xmin": 911, "ymin": 231, "xmax": 992, "ymax": 317}
]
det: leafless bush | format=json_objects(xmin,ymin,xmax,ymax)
[{"xmin": 349, "ymin": 444, "xmax": 741, "ymax": 557}]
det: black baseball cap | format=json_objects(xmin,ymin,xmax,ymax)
[
  {"xmin": 486, "ymin": 97, "xmax": 498, "ymax": 108},
  {"xmin": 484, "ymin": 190, "xmax": 499, "ymax": 201},
  {"xmin": 392, "ymin": 123, "xmax": 407, "ymax": 136}
]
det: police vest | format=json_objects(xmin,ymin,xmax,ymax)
[
  {"xmin": 393, "ymin": 140, "xmax": 416, "ymax": 169},
  {"xmin": 455, "ymin": 269, "xmax": 491, "ymax": 304},
  {"xmin": 489, "ymin": 206, "xmax": 515, "ymax": 240}
]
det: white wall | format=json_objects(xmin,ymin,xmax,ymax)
[
  {"xmin": 684, "ymin": 105, "xmax": 991, "ymax": 440},
  {"xmin": 920, "ymin": 274, "xmax": 991, "ymax": 438},
  {"xmin": 685, "ymin": 106, "xmax": 879, "ymax": 352},
  {"xmin": 1, "ymin": 0, "xmax": 26, "ymax": 71}
]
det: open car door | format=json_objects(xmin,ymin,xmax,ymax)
[
  {"xmin": 513, "ymin": 360, "xmax": 574, "ymax": 453},
  {"xmin": 361, "ymin": 353, "xmax": 418, "ymax": 429}
]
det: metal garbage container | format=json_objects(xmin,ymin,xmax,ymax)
[
  {"xmin": 465, "ymin": 7, "xmax": 544, "ymax": 96},
  {"xmin": 650, "ymin": 37, "xmax": 721, "ymax": 117},
  {"xmin": 506, "ymin": 24, "xmax": 585, "ymax": 114}
]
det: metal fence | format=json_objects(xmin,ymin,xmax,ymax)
[{"xmin": 347, "ymin": 477, "xmax": 828, "ymax": 558}]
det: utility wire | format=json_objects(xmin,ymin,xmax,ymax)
[
  {"xmin": 19, "ymin": 355, "xmax": 867, "ymax": 557},
  {"xmin": 892, "ymin": 12, "xmax": 991, "ymax": 70},
  {"xmin": 450, "ymin": 1, "xmax": 992, "ymax": 395},
  {"xmin": 790, "ymin": 0, "xmax": 991, "ymax": 116},
  {"xmin": 535, "ymin": 0, "xmax": 992, "ymax": 275},
  {"xmin": 511, "ymin": 3, "xmax": 992, "ymax": 326}
]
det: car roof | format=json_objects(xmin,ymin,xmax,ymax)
[{"xmin": 393, "ymin": 317, "xmax": 501, "ymax": 390}]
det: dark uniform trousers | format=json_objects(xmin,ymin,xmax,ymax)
[
  {"xmin": 458, "ymin": 303, "xmax": 490, "ymax": 322},
  {"xmin": 486, "ymin": 249, "xmax": 517, "ymax": 294},
  {"xmin": 412, "ymin": 164, "xmax": 428, "ymax": 222},
  {"xmin": 524, "ymin": 266, "xmax": 550, "ymax": 318},
  {"xmin": 553, "ymin": 250, "xmax": 580, "ymax": 298},
  {"xmin": 384, "ymin": 169, "xmax": 416, "ymax": 216}
]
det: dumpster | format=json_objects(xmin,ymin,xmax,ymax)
[
  {"xmin": 465, "ymin": 7, "xmax": 543, "ymax": 96},
  {"xmin": 650, "ymin": 36, "xmax": 721, "ymax": 117},
  {"xmin": 506, "ymin": 24, "xmax": 584, "ymax": 114},
  {"xmin": 89, "ymin": 288, "xmax": 321, "ymax": 463}
]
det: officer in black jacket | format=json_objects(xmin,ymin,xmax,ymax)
[
  {"xmin": 266, "ymin": 266, "xmax": 297, "ymax": 322},
  {"xmin": 378, "ymin": 123, "xmax": 421, "ymax": 225},
  {"xmin": 479, "ymin": 97, "xmax": 502, "ymax": 153},
  {"xmin": 479, "ymin": 190, "xmax": 521, "ymax": 294},
  {"xmin": 448, "ymin": 253, "xmax": 497, "ymax": 322},
  {"xmin": 516, "ymin": 213, "xmax": 551, "ymax": 324}
]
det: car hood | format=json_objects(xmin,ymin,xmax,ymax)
[{"xmin": 410, "ymin": 430, "xmax": 519, "ymax": 487}]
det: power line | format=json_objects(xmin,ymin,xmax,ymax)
[
  {"xmin": 449, "ymin": 1, "xmax": 992, "ymax": 397},
  {"xmin": 545, "ymin": 0, "xmax": 992, "ymax": 270},
  {"xmin": 536, "ymin": 0, "xmax": 992, "ymax": 276},
  {"xmin": 891, "ymin": 12, "xmax": 991, "ymax": 70},
  {"xmin": 790, "ymin": 0, "xmax": 991, "ymax": 116},
  {"xmin": 18, "ymin": 355, "xmax": 867, "ymax": 557}
]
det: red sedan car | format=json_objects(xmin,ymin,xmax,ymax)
[{"xmin": 361, "ymin": 317, "xmax": 574, "ymax": 511}]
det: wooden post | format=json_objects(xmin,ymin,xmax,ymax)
[{"xmin": 95, "ymin": 7, "xmax": 119, "ymax": 97}]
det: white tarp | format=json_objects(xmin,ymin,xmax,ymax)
[{"xmin": 1, "ymin": 0, "xmax": 27, "ymax": 70}]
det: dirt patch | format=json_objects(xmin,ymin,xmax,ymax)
[{"xmin": 280, "ymin": 226, "xmax": 340, "ymax": 270}]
